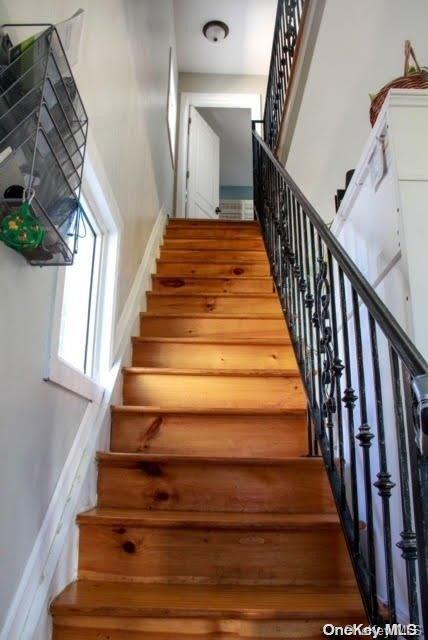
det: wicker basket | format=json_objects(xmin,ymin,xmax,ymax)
[{"xmin": 370, "ymin": 41, "xmax": 428, "ymax": 126}]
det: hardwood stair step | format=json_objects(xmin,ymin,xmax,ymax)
[
  {"xmin": 97, "ymin": 452, "xmax": 335, "ymax": 513},
  {"xmin": 164, "ymin": 227, "xmax": 261, "ymax": 239},
  {"xmin": 122, "ymin": 367, "xmax": 305, "ymax": 410},
  {"xmin": 110, "ymin": 406, "xmax": 308, "ymax": 457},
  {"xmin": 162, "ymin": 238, "xmax": 264, "ymax": 251},
  {"xmin": 51, "ymin": 582, "xmax": 365, "ymax": 639},
  {"xmin": 160, "ymin": 249, "xmax": 269, "ymax": 263},
  {"xmin": 77, "ymin": 507, "xmax": 345, "ymax": 529},
  {"xmin": 169, "ymin": 218, "xmax": 260, "ymax": 227},
  {"xmin": 140, "ymin": 314, "xmax": 287, "ymax": 338},
  {"xmin": 146, "ymin": 293, "xmax": 282, "ymax": 315},
  {"xmin": 156, "ymin": 260, "xmax": 270, "ymax": 277},
  {"xmin": 152, "ymin": 275, "xmax": 274, "ymax": 294},
  {"xmin": 51, "ymin": 580, "xmax": 365, "ymax": 620},
  {"xmin": 131, "ymin": 336, "xmax": 293, "ymax": 369},
  {"xmin": 76, "ymin": 508, "xmax": 355, "ymax": 586}
]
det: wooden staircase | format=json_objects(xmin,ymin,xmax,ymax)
[{"xmin": 51, "ymin": 219, "xmax": 366, "ymax": 638}]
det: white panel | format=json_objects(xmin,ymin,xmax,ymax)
[{"xmin": 187, "ymin": 106, "xmax": 220, "ymax": 218}]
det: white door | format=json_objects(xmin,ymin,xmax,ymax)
[{"xmin": 186, "ymin": 106, "xmax": 220, "ymax": 219}]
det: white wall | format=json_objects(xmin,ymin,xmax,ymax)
[
  {"xmin": 0, "ymin": 0, "xmax": 175, "ymax": 631},
  {"xmin": 284, "ymin": 0, "xmax": 428, "ymax": 222},
  {"xmin": 197, "ymin": 107, "xmax": 252, "ymax": 186}
]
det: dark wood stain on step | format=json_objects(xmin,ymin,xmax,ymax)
[
  {"xmin": 139, "ymin": 461, "xmax": 163, "ymax": 477},
  {"xmin": 141, "ymin": 416, "xmax": 163, "ymax": 450},
  {"xmin": 160, "ymin": 278, "xmax": 185, "ymax": 288},
  {"xmin": 122, "ymin": 540, "xmax": 136, "ymax": 554}
]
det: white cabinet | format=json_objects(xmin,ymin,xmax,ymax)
[{"xmin": 331, "ymin": 89, "xmax": 428, "ymax": 360}]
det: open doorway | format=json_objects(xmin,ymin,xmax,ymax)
[
  {"xmin": 194, "ymin": 107, "xmax": 253, "ymax": 220},
  {"xmin": 176, "ymin": 92, "xmax": 261, "ymax": 219}
]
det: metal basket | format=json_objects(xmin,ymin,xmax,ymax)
[{"xmin": 0, "ymin": 23, "xmax": 88, "ymax": 265}]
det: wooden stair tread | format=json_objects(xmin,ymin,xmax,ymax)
[
  {"xmin": 141, "ymin": 312, "xmax": 282, "ymax": 319},
  {"xmin": 111, "ymin": 405, "xmax": 306, "ymax": 415},
  {"xmin": 164, "ymin": 231, "xmax": 262, "ymax": 239},
  {"xmin": 52, "ymin": 581, "xmax": 363, "ymax": 619},
  {"xmin": 147, "ymin": 292, "xmax": 277, "ymax": 298},
  {"xmin": 123, "ymin": 367, "xmax": 299, "ymax": 377},
  {"xmin": 158, "ymin": 259, "xmax": 266, "ymax": 265},
  {"xmin": 169, "ymin": 219, "xmax": 260, "ymax": 225},
  {"xmin": 132, "ymin": 336, "xmax": 290, "ymax": 345},
  {"xmin": 159, "ymin": 253, "xmax": 269, "ymax": 262},
  {"xmin": 97, "ymin": 452, "xmax": 322, "ymax": 467},
  {"xmin": 154, "ymin": 274, "xmax": 272, "ymax": 280},
  {"xmin": 77, "ymin": 508, "xmax": 341, "ymax": 530}
]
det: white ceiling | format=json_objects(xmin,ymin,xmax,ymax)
[
  {"xmin": 173, "ymin": 0, "xmax": 277, "ymax": 75},
  {"xmin": 197, "ymin": 108, "xmax": 252, "ymax": 186}
]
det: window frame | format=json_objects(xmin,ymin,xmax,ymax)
[
  {"xmin": 57, "ymin": 204, "xmax": 102, "ymax": 379},
  {"xmin": 45, "ymin": 149, "xmax": 121, "ymax": 403}
]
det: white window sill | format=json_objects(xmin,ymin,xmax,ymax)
[{"xmin": 45, "ymin": 356, "xmax": 104, "ymax": 403}]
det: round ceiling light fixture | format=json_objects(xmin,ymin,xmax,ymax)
[{"xmin": 202, "ymin": 20, "xmax": 229, "ymax": 43}]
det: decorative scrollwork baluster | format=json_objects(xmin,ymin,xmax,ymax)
[{"xmin": 315, "ymin": 258, "xmax": 339, "ymax": 467}]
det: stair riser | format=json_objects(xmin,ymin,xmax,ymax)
[
  {"xmin": 152, "ymin": 276, "xmax": 274, "ymax": 294},
  {"xmin": 110, "ymin": 412, "xmax": 308, "ymax": 457},
  {"xmin": 165, "ymin": 228, "xmax": 261, "ymax": 239},
  {"xmin": 53, "ymin": 617, "xmax": 366, "ymax": 639},
  {"xmin": 157, "ymin": 262, "xmax": 270, "ymax": 278},
  {"xmin": 160, "ymin": 250, "xmax": 269, "ymax": 263},
  {"xmin": 122, "ymin": 373, "xmax": 305, "ymax": 410},
  {"xmin": 78, "ymin": 524, "xmax": 354, "ymax": 586},
  {"xmin": 146, "ymin": 295, "xmax": 282, "ymax": 316},
  {"xmin": 97, "ymin": 460, "xmax": 335, "ymax": 513},
  {"xmin": 162, "ymin": 239, "xmax": 264, "ymax": 251},
  {"xmin": 140, "ymin": 317, "xmax": 287, "ymax": 339},
  {"xmin": 132, "ymin": 342, "xmax": 293, "ymax": 369}
]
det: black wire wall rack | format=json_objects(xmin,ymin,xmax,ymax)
[{"xmin": 0, "ymin": 23, "xmax": 88, "ymax": 265}]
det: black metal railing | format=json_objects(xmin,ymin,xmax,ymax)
[
  {"xmin": 253, "ymin": 127, "xmax": 428, "ymax": 631},
  {"xmin": 264, "ymin": 0, "xmax": 306, "ymax": 150}
]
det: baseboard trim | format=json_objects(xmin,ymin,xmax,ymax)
[
  {"xmin": 114, "ymin": 207, "xmax": 167, "ymax": 359},
  {"xmin": 0, "ymin": 206, "xmax": 167, "ymax": 640}
]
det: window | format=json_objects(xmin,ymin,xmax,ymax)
[
  {"xmin": 58, "ymin": 208, "xmax": 101, "ymax": 376},
  {"xmin": 46, "ymin": 154, "xmax": 121, "ymax": 403}
]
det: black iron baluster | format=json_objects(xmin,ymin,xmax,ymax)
[
  {"xmin": 287, "ymin": 186, "xmax": 297, "ymax": 336},
  {"xmin": 338, "ymin": 268, "xmax": 360, "ymax": 554},
  {"xmin": 310, "ymin": 225, "xmax": 323, "ymax": 431},
  {"xmin": 327, "ymin": 251, "xmax": 345, "ymax": 505},
  {"xmin": 302, "ymin": 211, "xmax": 315, "ymax": 414},
  {"xmin": 277, "ymin": 4, "xmax": 286, "ymax": 122},
  {"xmin": 291, "ymin": 194, "xmax": 303, "ymax": 363},
  {"xmin": 315, "ymin": 246, "xmax": 335, "ymax": 468},
  {"xmin": 278, "ymin": 182, "xmax": 288, "ymax": 313},
  {"xmin": 284, "ymin": 185, "xmax": 294, "ymax": 326},
  {"xmin": 389, "ymin": 348, "xmax": 419, "ymax": 624},
  {"xmin": 369, "ymin": 314, "xmax": 396, "ymax": 621},
  {"xmin": 352, "ymin": 289, "xmax": 378, "ymax": 618},
  {"xmin": 402, "ymin": 365, "xmax": 428, "ymax": 632},
  {"xmin": 296, "ymin": 201, "xmax": 309, "ymax": 380},
  {"xmin": 292, "ymin": 197, "xmax": 304, "ymax": 364}
]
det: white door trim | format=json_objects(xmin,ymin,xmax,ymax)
[{"xmin": 176, "ymin": 92, "xmax": 262, "ymax": 219}]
